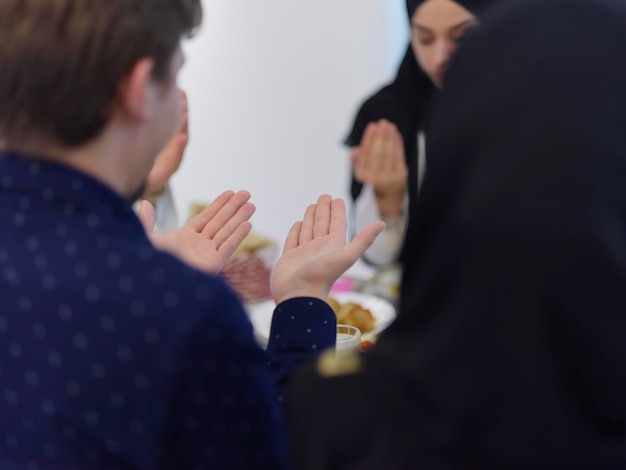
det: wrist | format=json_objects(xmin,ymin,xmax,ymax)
[
  {"xmin": 375, "ymin": 190, "xmax": 405, "ymax": 217},
  {"xmin": 273, "ymin": 285, "xmax": 329, "ymax": 306}
]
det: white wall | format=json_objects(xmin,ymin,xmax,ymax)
[{"xmin": 173, "ymin": 0, "xmax": 409, "ymax": 245}]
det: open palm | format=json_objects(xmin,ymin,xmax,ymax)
[
  {"xmin": 139, "ymin": 190, "xmax": 255, "ymax": 274},
  {"xmin": 272, "ymin": 195, "xmax": 385, "ymax": 304}
]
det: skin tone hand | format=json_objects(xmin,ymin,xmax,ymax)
[
  {"xmin": 138, "ymin": 190, "xmax": 256, "ymax": 274},
  {"xmin": 144, "ymin": 89, "xmax": 189, "ymax": 198},
  {"xmin": 351, "ymin": 119, "xmax": 408, "ymax": 217},
  {"xmin": 271, "ymin": 195, "xmax": 386, "ymax": 305}
]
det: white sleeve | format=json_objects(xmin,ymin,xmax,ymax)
[
  {"xmin": 134, "ymin": 184, "xmax": 179, "ymax": 235},
  {"xmin": 152, "ymin": 184, "xmax": 179, "ymax": 234},
  {"xmin": 353, "ymin": 184, "xmax": 408, "ymax": 267}
]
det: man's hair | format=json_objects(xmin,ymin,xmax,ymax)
[{"xmin": 0, "ymin": 0, "xmax": 202, "ymax": 148}]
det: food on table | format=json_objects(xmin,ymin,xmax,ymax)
[{"xmin": 326, "ymin": 296, "xmax": 376, "ymax": 334}]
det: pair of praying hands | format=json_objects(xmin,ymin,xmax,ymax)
[
  {"xmin": 137, "ymin": 88, "xmax": 384, "ymax": 303},
  {"xmin": 351, "ymin": 119, "xmax": 408, "ymax": 217},
  {"xmin": 138, "ymin": 192, "xmax": 385, "ymax": 304}
]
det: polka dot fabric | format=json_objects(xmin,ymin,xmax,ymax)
[{"xmin": 0, "ymin": 152, "xmax": 335, "ymax": 469}]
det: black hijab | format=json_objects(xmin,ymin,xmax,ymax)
[
  {"xmin": 345, "ymin": 0, "xmax": 494, "ymax": 178},
  {"xmin": 345, "ymin": 0, "xmax": 493, "ymax": 266},
  {"xmin": 407, "ymin": 0, "xmax": 493, "ymax": 17},
  {"xmin": 344, "ymin": 44, "xmax": 431, "ymax": 202},
  {"xmin": 289, "ymin": 0, "xmax": 626, "ymax": 468}
]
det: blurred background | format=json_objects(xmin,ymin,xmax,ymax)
[{"xmin": 174, "ymin": 0, "xmax": 409, "ymax": 244}]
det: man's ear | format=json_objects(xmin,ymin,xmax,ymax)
[{"xmin": 118, "ymin": 58, "xmax": 155, "ymax": 123}]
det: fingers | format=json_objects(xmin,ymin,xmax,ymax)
[
  {"xmin": 300, "ymin": 194, "xmax": 335, "ymax": 243},
  {"xmin": 287, "ymin": 196, "xmax": 348, "ymax": 247},
  {"xmin": 297, "ymin": 196, "xmax": 347, "ymax": 244},
  {"xmin": 356, "ymin": 120, "xmax": 408, "ymax": 195},
  {"xmin": 369, "ymin": 126, "xmax": 388, "ymax": 170},
  {"xmin": 179, "ymin": 110, "xmax": 189, "ymax": 141},
  {"xmin": 186, "ymin": 190, "xmax": 256, "ymax": 261},
  {"xmin": 180, "ymin": 89, "xmax": 188, "ymax": 113},
  {"xmin": 387, "ymin": 123, "xmax": 404, "ymax": 169},
  {"xmin": 187, "ymin": 190, "xmax": 236, "ymax": 232},
  {"xmin": 169, "ymin": 121, "xmax": 188, "ymax": 165},
  {"xmin": 282, "ymin": 221, "xmax": 303, "ymax": 255},
  {"xmin": 380, "ymin": 124, "xmax": 396, "ymax": 170},
  {"xmin": 360, "ymin": 122, "xmax": 377, "ymax": 154},
  {"xmin": 187, "ymin": 190, "xmax": 255, "ymax": 240},
  {"xmin": 313, "ymin": 194, "xmax": 332, "ymax": 238},
  {"xmin": 137, "ymin": 200, "xmax": 156, "ymax": 234},
  {"xmin": 360, "ymin": 122, "xmax": 380, "ymax": 174},
  {"xmin": 202, "ymin": 190, "xmax": 254, "ymax": 239},
  {"xmin": 361, "ymin": 123, "xmax": 380, "ymax": 173},
  {"xmin": 216, "ymin": 220, "xmax": 253, "ymax": 262},
  {"xmin": 299, "ymin": 203, "xmax": 316, "ymax": 244},
  {"xmin": 345, "ymin": 221, "xmax": 386, "ymax": 261},
  {"xmin": 328, "ymin": 198, "xmax": 348, "ymax": 239},
  {"xmin": 176, "ymin": 130, "xmax": 188, "ymax": 151},
  {"xmin": 177, "ymin": 89, "xmax": 189, "ymax": 145},
  {"xmin": 358, "ymin": 120, "xmax": 404, "ymax": 178},
  {"xmin": 376, "ymin": 120, "xmax": 401, "ymax": 169},
  {"xmin": 210, "ymin": 201, "xmax": 256, "ymax": 247},
  {"xmin": 149, "ymin": 109, "xmax": 188, "ymax": 176}
]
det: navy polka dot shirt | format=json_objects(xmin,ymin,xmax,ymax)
[{"xmin": 0, "ymin": 152, "xmax": 336, "ymax": 470}]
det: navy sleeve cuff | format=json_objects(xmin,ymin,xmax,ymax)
[{"xmin": 266, "ymin": 297, "xmax": 336, "ymax": 355}]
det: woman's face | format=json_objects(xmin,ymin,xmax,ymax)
[{"xmin": 411, "ymin": 0, "xmax": 477, "ymax": 88}]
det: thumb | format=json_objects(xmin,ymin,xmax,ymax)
[
  {"xmin": 138, "ymin": 200, "xmax": 157, "ymax": 235},
  {"xmin": 345, "ymin": 221, "xmax": 386, "ymax": 261}
]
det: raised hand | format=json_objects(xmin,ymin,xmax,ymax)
[
  {"xmin": 351, "ymin": 119, "xmax": 408, "ymax": 217},
  {"xmin": 271, "ymin": 195, "xmax": 385, "ymax": 305},
  {"xmin": 144, "ymin": 89, "xmax": 189, "ymax": 197},
  {"xmin": 138, "ymin": 190, "xmax": 255, "ymax": 274}
]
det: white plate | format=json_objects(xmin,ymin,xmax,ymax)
[{"xmin": 246, "ymin": 292, "xmax": 396, "ymax": 347}]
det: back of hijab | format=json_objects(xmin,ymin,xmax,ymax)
[
  {"xmin": 386, "ymin": 0, "xmax": 626, "ymax": 465},
  {"xmin": 289, "ymin": 0, "xmax": 626, "ymax": 468}
]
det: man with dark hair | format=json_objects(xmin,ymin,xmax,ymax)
[{"xmin": 0, "ymin": 1, "xmax": 384, "ymax": 468}]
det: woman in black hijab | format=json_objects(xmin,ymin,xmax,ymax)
[
  {"xmin": 288, "ymin": 0, "xmax": 626, "ymax": 467},
  {"xmin": 348, "ymin": 0, "xmax": 493, "ymax": 270}
]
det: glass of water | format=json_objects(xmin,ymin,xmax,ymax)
[{"xmin": 336, "ymin": 324, "xmax": 361, "ymax": 354}]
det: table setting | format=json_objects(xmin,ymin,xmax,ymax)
[{"xmin": 241, "ymin": 256, "xmax": 399, "ymax": 352}]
